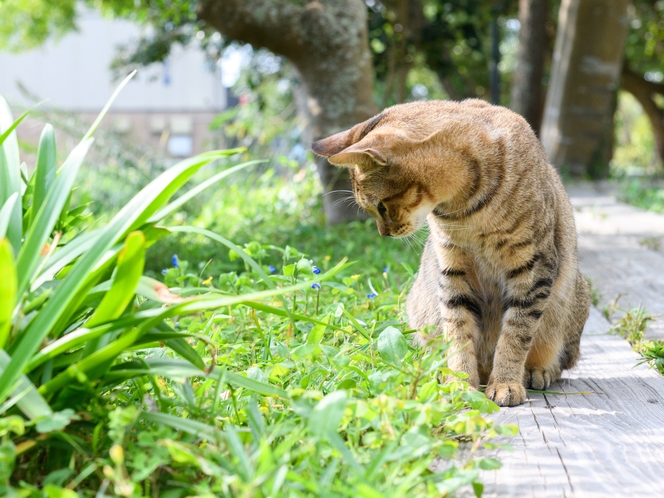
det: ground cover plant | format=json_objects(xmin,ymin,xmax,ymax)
[
  {"xmin": 606, "ymin": 302, "xmax": 664, "ymax": 378},
  {"xmin": 0, "ymin": 84, "xmax": 515, "ymax": 496}
]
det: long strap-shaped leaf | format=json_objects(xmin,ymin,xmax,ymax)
[
  {"xmin": 0, "ymin": 99, "xmax": 46, "ymax": 148},
  {"xmin": 30, "ymin": 159, "xmax": 255, "ymax": 291},
  {"xmin": 148, "ymin": 157, "xmax": 260, "ymax": 222},
  {"xmin": 0, "ymin": 96, "xmax": 22, "ymax": 254},
  {"xmin": 15, "ymin": 138, "xmax": 94, "ymax": 299},
  {"xmin": 0, "ymin": 151, "xmax": 231, "ymax": 403},
  {"xmin": 36, "ymin": 259, "xmax": 348, "ymax": 397},
  {"xmin": 86, "ymin": 231, "xmax": 145, "ymax": 329},
  {"xmin": 0, "ymin": 238, "xmax": 17, "ymax": 350},
  {"xmin": 28, "ymin": 124, "xmax": 57, "ymax": 228},
  {"xmin": 0, "ymin": 193, "xmax": 18, "ymax": 240},
  {"xmin": 0, "ymin": 350, "xmax": 52, "ymax": 419},
  {"xmin": 108, "ymin": 359, "xmax": 288, "ymax": 398}
]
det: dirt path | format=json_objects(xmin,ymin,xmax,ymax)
[{"xmin": 478, "ymin": 182, "xmax": 664, "ymax": 497}]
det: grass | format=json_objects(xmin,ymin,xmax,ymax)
[
  {"xmin": 0, "ymin": 86, "xmax": 515, "ymax": 496},
  {"xmin": 608, "ymin": 304, "xmax": 654, "ymax": 348},
  {"xmin": 606, "ymin": 301, "xmax": 664, "ymax": 377},
  {"xmin": 618, "ymin": 178, "xmax": 664, "ymax": 214}
]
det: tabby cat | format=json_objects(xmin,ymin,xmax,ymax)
[{"xmin": 312, "ymin": 100, "xmax": 590, "ymax": 407}]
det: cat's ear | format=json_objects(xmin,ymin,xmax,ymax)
[
  {"xmin": 311, "ymin": 129, "xmax": 351, "ymax": 158},
  {"xmin": 312, "ymin": 122, "xmax": 388, "ymax": 167},
  {"xmin": 327, "ymin": 146, "xmax": 387, "ymax": 167}
]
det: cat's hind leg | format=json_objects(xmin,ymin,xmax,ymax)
[{"xmin": 523, "ymin": 270, "xmax": 590, "ymax": 390}]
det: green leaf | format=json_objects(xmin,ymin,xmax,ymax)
[
  {"xmin": 0, "ymin": 151, "xmax": 227, "ymax": 403},
  {"xmin": 0, "ymin": 193, "xmax": 18, "ymax": 240},
  {"xmin": 15, "ymin": 137, "xmax": 94, "ymax": 300},
  {"xmin": 418, "ymin": 380, "xmax": 439, "ymax": 402},
  {"xmin": 135, "ymin": 276, "xmax": 185, "ymax": 303},
  {"xmin": 341, "ymin": 307, "xmax": 371, "ymax": 340},
  {"xmin": 35, "ymin": 408, "xmax": 79, "ymax": 433},
  {"xmin": 0, "ymin": 238, "xmax": 17, "ymax": 350},
  {"xmin": 473, "ymin": 481, "xmax": 484, "ymax": 498},
  {"xmin": 164, "ymin": 338, "xmax": 205, "ymax": 371},
  {"xmin": 0, "ymin": 350, "xmax": 52, "ymax": 420},
  {"xmin": 0, "ymin": 104, "xmax": 36, "ymax": 148},
  {"xmin": 86, "ymin": 231, "xmax": 145, "ymax": 328},
  {"xmin": 105, "ymin": 359, "xmax": 288, "ymax": 398},
  {"xmin": 308, "ymin": 390, "xmax": 347, "ymax": 438},
  {"xmin": 377, "ymin": 326, "xmax": 409, "ymax": 365},
  {"xmin": 478, "ymin": 458, "xmax": 502, "ymax": 470},
  {"xmin": 29, "ymin": 124, "xmax": 57, "ymax": 228},
  {"xmin": 140, "ymin": 411, "xmax": 217, "ymax": 440},
  {"xmin": 0, "ymin": 96, "xmax": 22, "ymax": 254},
  {"xmin": 169, "ymin": 225, "xmax": 281, "ymax": 296},
  {"xmin": 307, "ymin": 315, "xmax": 329, "ymax": 344},
  {"xmin": 83, "ymin": 71, "xmax": 136, "ymax": 140},
  {"xmin": 149, "ymin": 157, "xmax": 259, "ymax": 222},
  {"xmin": 38, "ymin": 259, "xmax": 349, "ymax": 397},
  {"xmin": 241, "ymin": 302, "xmax": 345, "ymax": 333}
]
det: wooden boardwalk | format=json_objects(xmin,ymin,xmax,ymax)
[{"xmin": 478, "ymin": 183, "xmax": 664, "ymax": 497}]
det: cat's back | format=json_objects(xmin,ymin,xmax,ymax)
[{"xmin": 386, "ymin": 99, "xmax": 549, "ymax": 176}]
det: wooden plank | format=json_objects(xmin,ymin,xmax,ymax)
[
  {"xmin": 478, "ymin": 307, "xmax": 664, "ymax": 497},
  {"xmin": 569, "ymin": 183, "xmax": 664, "ymax": 340}
]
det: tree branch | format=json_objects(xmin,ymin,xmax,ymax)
[
  {"xmin": 623, "ymin": 65, "xmax": 664, "ymax": 96},
  {"xmin": 197, "ymin": 0, "xmax": 365, "ymax": 63},
  {"xmin": 197, "ymin": 0, "xmax": 308, "ymax": 59},
  {"xmin": 621, "ymin": 64, "xmax": 664, "ymax": 162}
]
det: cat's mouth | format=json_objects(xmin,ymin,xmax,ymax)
[
  {"xmin": 377, "ymin": 220, "xmax": 415, "ymax": 238},
  {"xmin": 384, "ymin": 216, "xmax": 429, "ymax": 239}
]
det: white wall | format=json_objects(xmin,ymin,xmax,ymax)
[{"xmin": 0, "ymin": 10, "xmax": 225, "ymax": 112}]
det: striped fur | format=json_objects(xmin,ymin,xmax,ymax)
[{"xmin": 312, "ymin": 100, "xmax": 590, "ymax": 407}]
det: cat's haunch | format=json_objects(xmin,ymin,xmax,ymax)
[{"xmin": 313, "ymin": 99, "xmax": 590, "ymax": 407}]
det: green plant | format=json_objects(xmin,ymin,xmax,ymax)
[
  {"xmin": 619, "ymin": 179, "xmax": 664, "ymax": 214},
  {"xmin": 608, "ymin": 304, "xmax": 655, "ymax": 349},
  {"xmin": 639, "ymin": 340, "xmax": 664, "ymax": 375},
  {"xmin": 584, "ymin": 277, "xmax": 601, "ymax": 307},
  {"xmin": 0, "ymin": 81, "xmax": 511, "ymax": 495}
]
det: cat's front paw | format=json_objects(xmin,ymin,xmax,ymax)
[{"xmin": 485, "ymin": 382, "xmax": 527, "ymax": 407}]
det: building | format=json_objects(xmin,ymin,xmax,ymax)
[{"xmin": 0, "ymin": 8, "xmax": 227, "ymax": 157}]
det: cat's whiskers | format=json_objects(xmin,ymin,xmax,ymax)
[
  {"xmin": 332, "ymin": 194, "xmax": 359, "ymax": 208},
  {"xmin": 323, "ymin": 189, "xmax": 354, "ymax": 197}
]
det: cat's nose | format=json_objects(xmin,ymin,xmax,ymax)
[{"xmin": 377, "ymin": 221, "xmax": 390, "ymax": 237}]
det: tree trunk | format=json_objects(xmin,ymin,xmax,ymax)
[
  {"xmin": 621, "ymin": 65, "xmax": 664, "ymax": 166},
  {"xmin": 197, "ymin": 0, "xmax": 377, "ymax": 223},
  {"xmin": 510, "ymin": 0, "xmax": 548, "ymax": 135},
  {"xmin": 540, "ymin": 0, "xmax": 629, "ymax": 178}
]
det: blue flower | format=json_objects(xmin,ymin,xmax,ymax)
[
  {"xmin": 268, "ymin": 265, "xmax": 276, "ymax": 273},
  {"xmin": 161, "ymin": 269, "xmax": 167, "ymax": 275},
  {"xmin": 367, "ymin": 293, "xmax": 377, "ymax": 299},
  {"xmin": 383, "ymin": 267, "xmax": 389, "ymax": 274},
  {"xmin": 172, "ymin": 254, "xmax": 179, "ymax": 268},
  {"xmin": 312, "ymin": 266, "xmax": 321, "ymax": 275},
  {"xmin": 311, "ymin": 283, "xmax": 321, "ymax": 290}
]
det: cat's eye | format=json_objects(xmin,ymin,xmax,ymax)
[{"xmin": 376, "ymin": 201, "xmax": 388, "ymax": 218}]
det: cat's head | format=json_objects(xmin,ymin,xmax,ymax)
[{"xmin": 312, "ymin": 103, "xmax": 474, "ymax": 237}]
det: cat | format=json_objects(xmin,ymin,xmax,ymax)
[{"xmin": 311, "ymin": 99, "xmax": 590, "ymax": 407}]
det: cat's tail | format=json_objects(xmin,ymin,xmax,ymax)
[{"xmin": 560, "ymin": 271, "xmax": 591, "ymax": 370}]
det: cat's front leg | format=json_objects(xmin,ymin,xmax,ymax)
[
  {"xmin": 436, "ymin": 263, "xmax": 483, "ymax": 390},
  {"xmin": 486, "ymin": 252, "xmax": 555, "ymax": 407}
]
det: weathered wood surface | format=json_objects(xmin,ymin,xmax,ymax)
[
  {"xmin": 569, "ymin": 182, "xmax": 664, "ymax": 340},
  {"xmin": 473, "ymin": 184, "xmax": 664, "ymax": 497},
  {"xmin": 479, "ymin": 308, "xmax": 664, "ymax": 497}
]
